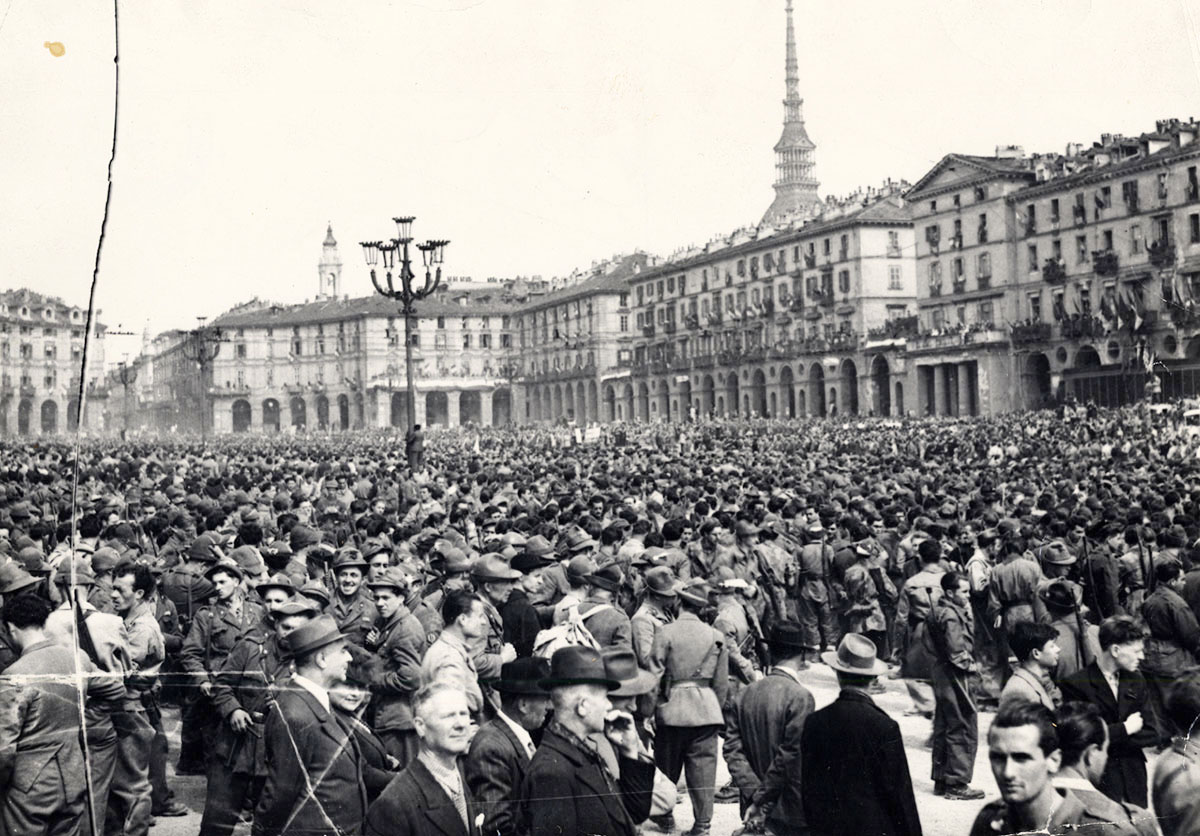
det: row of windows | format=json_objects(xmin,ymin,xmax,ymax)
[
  {"xmin": 632, "ymin": 231, "xmax": 904, "ymax": 307},
  {"xmin": 1025, "ymin": 214, "xmax": 1199, "ymax": 272}
]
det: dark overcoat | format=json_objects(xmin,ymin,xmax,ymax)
[
  {"xmin": 254, "ymin": 680, "xmax": 368, "ymax": 836},
  {"xmin": 1058, "ymin": 662, "xmax": 1157, "ymax": 807},
  {"xmin": 800, "ymin": 689, "xmax": 922, "ymax": 836},
  {"xmin": 520, "ymin": 724, "xmax": 654, "ymax": 836}
]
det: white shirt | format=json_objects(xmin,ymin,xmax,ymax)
[
  {"xmin": 291, "ymin": 673, "xmax": 330, "ymax": 713},
  {"xmin": 497, "ymin": 708, "xmax": 537, "ymax": 759}
]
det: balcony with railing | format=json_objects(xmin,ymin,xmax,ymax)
[
  {"xmin": 1043, "ymin": 258, "xmax": 1067, "ymax": 284},
  {"xmin": 804, "ymin": 253, "xmax": 817, "ymax": 269},
  {"xmin": 1010, "ymin": 321, "xmax": 1053, "ymax": 346},
  {"xmin": 978, "ymin": 274, "xmax": 992, "ymax": 290},
  {"xmin": 866, "ymin": 315, "xmax": 920, "ymax": 344},
  {"xmin": 692, "ymin": 353, "xmax": 715, "ymax": 369},
  {"xmin": 669, "ymin": 356, "xmax": 691, "ymax": 372},
  {"xmin": 642, "ymin": 324, "xmax": 656, "ymax": 338},
  {"xmin": 1148, "ymin": 238, "xmax": 1176, "ymax": 268},
  {"xmin": 1059, "ymin": 314, "xmax": 1107, "ymax": 341},
  {"xmin": 1072, "ymin": 205, "xmax": 1087, "ymax": 225},
  {"xmin": 907, "ymin": 323, "xmax": 1008, "ymax": 351},
  {"xmin": 1092, "ymin": 249, "xmax": 1119, "ymax": 277}
]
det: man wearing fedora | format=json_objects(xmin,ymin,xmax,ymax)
[
  {"xmin": 330, "ymin": 548, "xmax": 378, "ymax": 648},
  {"xmin": 465, "ymin": 658, "xmax": 551, "ymax": 836},
  {"xmin": 801, "ymin": 634, "xmax": 922, "ymax": 836},
  {"xmin": 255, "ymin": 614, "xmax": 366, "ymax": 836},
  {"xmin": 725, "ymin": 620, "xmax": 815, "ymax": 836},
  {"xmin": 471, "ymin": 556, "xmax": 521, "ymax": 684},
  {"xmin": 1040, "ymin": 578, "xmax": 1099, "ymax": 681},
  {"xmin": 202, "ymin": 597, "xmax": 318, "ymax": 836},
  {"xmin": 504, "ymin": 550, "xmax": 551, "ymax": 659},
  {"xmin": 365, "ymin": 566, "xmax": 428, "ymax": 769},
  {"xmin": 366, "ymin": 682, "xmax": 479, "ymax": 836},
  {"xmin": 521, "ymin": 646, "xmax": 654, "ymax": 836},
  {"xmin": 651, "ymin": 579, "xmax": 728, "ymax": 836}
]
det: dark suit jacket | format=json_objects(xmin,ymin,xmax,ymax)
[
  {"xmin": 254, "ymin": 680, "xmax": 368, "ymax": 836},
  {"xmin": 800, "ymin": 689, "xmax": 922, "ymax": 836},
  {"xmin": 465, "ymin": 717, "xmax": 531, "ymax": 836},
  {"xmin": 366, "ymin": 757, "xmax": 479, "ymax": 836},
  {"xmin": 338, "ymin": 710, "xmax": 398, "ymax": 803},
  {"xmin": 1058, "ymin": 662, "xmax": 1157, "ymax": 807},
  {"xmin": 521, "ymin": 723, "xmax": 654, "ymax": 836}
]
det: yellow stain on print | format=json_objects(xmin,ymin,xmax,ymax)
[{"xmin": 44, "ymin": 42, "xmax": 65, "ymax": 57}]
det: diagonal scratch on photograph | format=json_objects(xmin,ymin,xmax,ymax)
[{"xmin": 2, "ymin": 0, "xmax": 1200, "ymax": 834}]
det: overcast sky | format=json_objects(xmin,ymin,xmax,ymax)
[{"xmin": 2, "ymin": 0, "xmax": 1199, "ymax": 363}]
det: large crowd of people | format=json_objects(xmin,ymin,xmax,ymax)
[{"xmin": 1, "ymin": 403, "xmax": 1200, "ymax": 836}]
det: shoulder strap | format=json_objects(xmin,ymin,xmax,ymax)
[{"xmin": 580, "ymin": 603, "xmax": 612, "ymax": 620}]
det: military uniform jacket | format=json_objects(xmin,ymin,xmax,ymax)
[
  {"xmin": 968, "ymin": 786, "xmax": 1153, "ymax": 836},
  {"xmin": 578, "ymin": 598, "xmax": 633, "ymax": 652},
  {"xmin": 713, "ymin": 598, "xmax": 757, "ymax": 686},
  {"xmin": 255, "ymin": 679, "xmax": 367, "ymax": 836},
  {"xmin": 476, "ymin": 597, "xmax": 507, "ymax": 680},
  {"xmin": 928, "ymin": 596, "xmax": 974, "ymax": 673},
  {"xmin": 1141, "ymin": 585, "xmax": 1200, "ymax": 677},
  {"xmin": 0, "ymin": 641, "xmax": 88, "ymax": 819},
  {"xmin": 160, "ymin": 566, "xmax": 215, "ymax": 634},
  {"xmin": 630, "ymin": 600, "xmax": 672, "ymax": 671},
  {"xmin": 180, "ymin": 597, "xmax": 266, "ymax": 684},
  {"xmin": 210, "ymin": 633, "xmax": 293, "ymax": 776},
  {"xmin": 332, "ymin": 590, "xmax": 379, "ymax": 648},
  {"xmin": 986, "ymin": 555, "xmax": 1046, "ymax": 626},
  {"xmin": 370, "ymin": 603, "xmax": 427, "ymax": 733},
  {"xmin": 651, "ymin": 610, "xmax": 728, "ymax": 727}
]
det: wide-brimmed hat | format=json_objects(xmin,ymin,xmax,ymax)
[
  {"xmin": 821, "ymin": 633, "xmax": 888, "ymax": 677},
  {"xmin": 491, "ymin": 657, "xmax": 552, "ymax": 696},
  {"xmin": 54, "ymin": 556, "xmax": 95, "ymax": 587},
  {"xmin": 585, "ymin": 563, "xmax": 623, "ymax": 593},
  {"xmin": 299, "ymin": 580, "xmax": 331, "ymax": 607},
  {"xmin": 205, "ymin": 558, "xmax": 244, "ymax": 581},
  {"xmin": 642, "ymin": 566, "xmax": 679, "ymax": 598},
  {"xmin": 256, "ymin": 573, "xmax": 295, "ymax": 595},
  {"xmin": 512, "ymin": 551, "xmax": 552, "ymax": 575},
  {"xmin": 676, "ymin": 579, "xmax": 712, "ymax": 609},
  {"xmin": 524, "ymin": 535, "xmax": 555, "ymax": 559},
  {"xmin": 285, "ymin": 614, "xmax": 346, "ymax": 658},
  {"xmin": 187, "ymin": 534, "xmax": 223, "ymax": 564},
  {"xmin": 472, "ymin": 555, "xmax": 521, "ymax": 583},
  {"xmin": 1038, "ymin": 540, "xmax": 1076, "ymax": 566},
  {"xmin": 332, "ymin": 549, "xmax": 369, "ymax": 573},
  {"xmin": 566, "ymin": 555, "xmax": 596, "ymax": 585},
  {"xmin": 366, "ymin": 567, "xmax": 410, "ymax": 593},
  {"xmin": 768, "ymin": 620, "xmax": 808, "ymax": 653},
  {"xmin": 565, "ymin": 529, "xmax": 598, "ymax": 553},
  {"xmin": 1038, "ymin": 578, "xmax": 1082, "ymax": 611},
  {"xmin": 603, "ymin": 649, "xmax": 659, "ymax": 697},
  {"xmin": 539, "ymin": 646, "xmax": 619, "ymax": 691},
  {"xmin": 0, "ymin": 562, "xmax": 40, "ymax": 595},
  {"xmin": 229, "ymin": 546, "xmax": 266, "ymax": 577}
]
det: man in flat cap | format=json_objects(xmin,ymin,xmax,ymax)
[{"xmin": 255, "ymin": 615, "xmax": 365, "ymax": 836}]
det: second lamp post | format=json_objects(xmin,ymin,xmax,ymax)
[{"xmin": 361, "ymin": 216, "xmax": 448, "ymax": 432}]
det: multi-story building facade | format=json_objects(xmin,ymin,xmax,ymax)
[
  {"xmin": 618, "ymin": 186, "xmax": 916, "ymax": 421},
  {"xmin": 519, "ymin": 253, "xmax": 651, "ymax": 425},
  {"xmin": 0, "ymin": 289, "xmax": 106, "ymax": 436},
  {"xmin": 904, "ymin": 118, "xmax": 1200, "ymax": 415}
]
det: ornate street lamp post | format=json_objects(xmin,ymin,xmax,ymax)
[
  {"xmin": 183, "ymin": 317, "xmax": 223, "ymax": 437},
  {"xmin": 360, "ymin": 217, "xmax": 448, "ymax": 432},
  {"xmin": 117, "ymin": 359, "xmax": 137, "ymax": 438}
]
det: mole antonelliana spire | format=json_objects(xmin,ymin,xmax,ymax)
[{"xmin": 761, "ymin": 0, "xmax": 822, "ymax": 226}]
